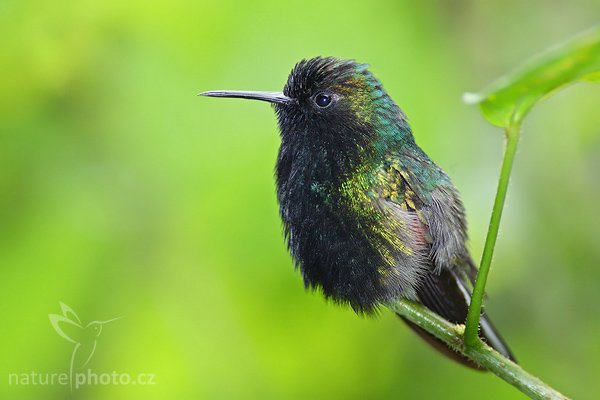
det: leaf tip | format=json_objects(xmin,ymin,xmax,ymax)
[{"xmin": 462, "ymin": 92, "xmax": 484, "ymax": 105}]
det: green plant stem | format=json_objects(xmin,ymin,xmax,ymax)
[
  {"xmin": 390, "ymin": 299, "xmax": 569, "ymax": 400},
  {"xmin": 464, "ymin": 121, "xmax": 522, "ymax": 346}
]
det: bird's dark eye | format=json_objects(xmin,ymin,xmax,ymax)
[{"xmin": 314, "ymin": 93, "xmax": 332, "ymax": 108}]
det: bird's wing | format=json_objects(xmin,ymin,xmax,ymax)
[
  {"xmin": 375, "ymin": 160, "xmax": 474, "ymax": 308},
  {"xmin": 375, "ymin": 160, "xmax": 515, "ymax": 362},
  {"xmin": 49, "ymin": 314, "xmax": 83, "ymax": 344},
  {"xmin": 374, "ymin": 159, "xmax": 472, "ymax": 276},
  {"xmin": 60, "ymin": 302, "xmax": 82, "ymax": 325}
]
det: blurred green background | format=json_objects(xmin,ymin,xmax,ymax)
[{"xmin": 1, "ymin": 1, "xmax": 599, "ymax": 399}]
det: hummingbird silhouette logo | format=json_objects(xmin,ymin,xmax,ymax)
[{"xmin": 49, "ymin": 302, "xmax": 121, "ymax": 390}]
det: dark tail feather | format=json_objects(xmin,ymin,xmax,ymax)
[{"xmin": 398, "ymin": 267, "xmax": 516, "ymax": 369}]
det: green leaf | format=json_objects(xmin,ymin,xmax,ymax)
[{"xmin": 464, "ymin": 26, "xmax": 600, "ymax": 128}]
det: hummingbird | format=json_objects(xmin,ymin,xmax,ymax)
[
  {"xmin": 49, "ymin": 302, "xmax": 121, "ymax": 389},
  {"xmin": 201, "ymin": 57, "xmax": 515, "ymax": 368}
]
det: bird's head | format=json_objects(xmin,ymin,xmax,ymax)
[
  {"xmin": 202, "ymin": 57, "xmax": 413, "ymax": 169},
  {"xmin": 85, "ymin": 317, "xmax": 122, "ymax": 337}
]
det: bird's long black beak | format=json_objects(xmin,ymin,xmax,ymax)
[{"xmin": 199, "ymin": 90, "xmax": 293, "ymax": 105}]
